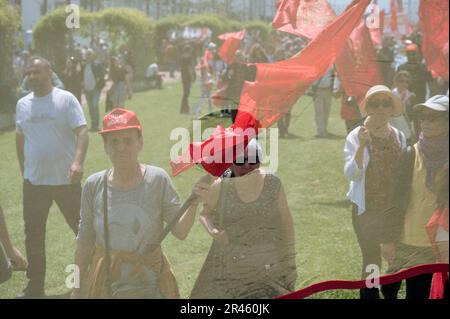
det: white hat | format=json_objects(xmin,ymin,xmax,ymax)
[
  {"xmin": 362, "ymin": 85, "xmax": 403, "ymax": 117},
  {"xmin": 414, "ymin": 95, "xmax": 449, "ymax": 113},
  {"xmin": 207, "ymin": 42, "xmax": 217, "ymax": 49}
]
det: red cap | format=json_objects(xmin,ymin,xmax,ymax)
[
  {"xmin": 406, "ymin": 44, "xmax": 419, "ymax": 52},
  {"xmin": 99, "ymin": 108, "xmax": 142, "ymax": 135}
]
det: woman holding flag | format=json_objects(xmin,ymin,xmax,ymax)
[{"xmin": 344, "ymin": 85, "xmax": 407, "ymax": 299}]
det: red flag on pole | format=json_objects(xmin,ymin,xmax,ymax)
[
  {"xmin": 390, "ymin": 0, "xmax": 398, "ymax": 32},
  {"xmin": 272, "ymin": 0, "xmax": 336, "ymax": 39},
  {"xmin": 336, "ymin": 20, "xmax": 384, "ymax": 107},
  {"xmin": 171, "ymin": 0, "xmax": 371, "ymax": 177},
  {"xmin": 235, "ymin": 0, "xmax": 370, "ymax": 130},
  {"xmin": 419, "ymin": 0, "xmax": 449, "ymax": 81},
  {"xmin": 218, "ymin": 30, "xmax": 245, "ymax": 64}
]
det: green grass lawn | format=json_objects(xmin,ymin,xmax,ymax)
[{"xmin": 0, "ymin": 80, "xmax": 369, "ymax": 299}]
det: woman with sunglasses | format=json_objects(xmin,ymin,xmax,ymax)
[
  {"xmin": 190, "ymin": 139, "xmax": 297, "ymax": 299},
  {"xmin": 344, "ymin": 85, "xmax": 407, "ymax": 299},
  {"xmin": 381, "ymin": 95, "xmax": 449, "ymax": 299}
]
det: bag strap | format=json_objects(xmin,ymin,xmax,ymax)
[
  {"xmin": 0, "ymin": 241, "xmax": 12, "ymax": 285},
  {"xmin": 218, "ymin": 178, "xmax": 230, "ymax": 230},
  {"xmin": 102, "ymin": 169, "xmax": 112, "ymax": 299}
]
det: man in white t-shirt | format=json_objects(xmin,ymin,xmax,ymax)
[{"xmin": 15, "ymin": 57, "xmax": 89, "ymax": 298}]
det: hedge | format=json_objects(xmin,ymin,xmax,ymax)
[
  {"xmin": 33, "ymin": 7, "xmax": 155, "ymax": 80},
  {"xmin": 243, "ymin": 20, "xmax": 272, "ymax": 43},
  {"xmin": 33, "ymin": 8, "xmax": 96, "ymax": 74},
  {"xmin": 32, "ymin": 7, "xmax": 273, "ymax": 76},
  {"xmin": 0, "ymin": 0, "xmax": 20, "ymax": 85},
  {"xmin": 99, "ymin": 8, "xmax": 155, "ymax": 80}
]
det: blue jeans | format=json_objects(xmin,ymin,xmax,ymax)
[{"xmin": 84, "ymin": 89, "xmax": 100, "ymax": 130}]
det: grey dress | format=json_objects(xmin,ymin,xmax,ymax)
[{"xmin": 190, "ymin": 173, "xmax": 296, "ymax": 299}]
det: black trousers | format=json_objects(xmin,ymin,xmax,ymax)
[
  {"xmin": 381, "ymin": 273, "xmax": 433, "ymax": 299},
  {"xmin": 23, "ymin": 180, "xmax": 81, "ymax": 294}
]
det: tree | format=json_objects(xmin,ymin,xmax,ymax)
[{"xmin": 0, "ymin": 0, "xmax": 20, "ymax": 85}]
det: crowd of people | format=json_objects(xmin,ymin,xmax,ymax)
[{"xmin": 0, "ymin": 24, "xmax": 448, "ymax": 300}]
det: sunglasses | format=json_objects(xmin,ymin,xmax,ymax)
[
  {"xmin": 234, "ymin": 156, "xmax": 260, "ymax": 166},
  {"xmin": 367, "ymin": 99, "xmax": 393, "ymax": 109}
]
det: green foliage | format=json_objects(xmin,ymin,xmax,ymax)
[
  {"xmin": 183, "ymin": 14, "xmax": 229, "ymax": 38},
  {"xmin": 243, "ymin": 20, "xmax": 272, "ymax": 43},
  {"xmin": 99, "ymin": 8, "xmax": 155, "ymax": 79},
  {"xmin": 0, "ymin": 0, "xmax": 20, "ymax": 84},
  {"xmin": 33, "ymin": 8, "xmax": 96, "ymax": 74},
  {"xmin": 154, "ymin": 14, "xmax": 190, "ymax": 42},
  {"xmin": 33, "ymin": 7, "xmax": 155, "ymax": 79}
]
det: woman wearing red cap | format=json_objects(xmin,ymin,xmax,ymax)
[{"xmin": 72, "ymin": 108, "xmax": 201, "ymax": 299}]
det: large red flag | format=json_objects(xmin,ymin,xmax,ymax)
[
  {"xmin": 236, "ymin": 0, "xmax": 371, "ymax": 130},
  {"xmin": 336, "ymin": 20, "xmax": 384, "ymax": 107},
  {"xmin": 218, "ymin": 30, "xmax": 245, "ymax": 64},
  {"xmin": 272, "ymin": 0, "xmax": 336, "ymax": 39},
  {"xmin": 390, "ymin": 0, "xmax": 398, "ymax": 32},
  {"xmin": 419, "ymin": 0, "xmax": 449, "ymax": 81},
  {"xmin": 171, "ymin": 0, "xmax": 371, "ymax": 177}
]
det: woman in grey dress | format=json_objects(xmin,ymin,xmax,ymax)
[{"xmin": 190, "ymin": 140, "xmax": 297, "ymax": 299}]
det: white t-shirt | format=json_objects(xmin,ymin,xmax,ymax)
[
  {"xmin": 146, "ymin": 64, "xmax": 159, "ymax": 78},
  {"xmin": 16, "ymin": 88, "xmax": 87, "ymax": 186}
]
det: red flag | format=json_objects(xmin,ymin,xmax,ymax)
[
  {"xmin": 390, "ymin": 0, "xmax": 398, "ymax": 31},
  {"xmin": 218, "ymin": 30, "xmax": 245, "ymax": 64},
  {"xmin": 171, "ymin": 0, "xmax": 371, "ymax": 177},
  {"xmin": 235, "ymin": 0, "xmax": 370, "ymax": 131},
  {"xmin": 272, "ymin": 0, "xmax": 336, "ymax": 39},
  {"xmin": 336, "ymin": 20, "xmax": 384, "ymax": 107},
  {"xmin": 419, "ymin": 0, "xmax": 449, "ymax": 81},
  {"xmin": 170, "ymin": 125, "xmax": 255, "ymax": 177},
  {"xmin": 273, "ymin": 0, "xmax": 301, "ymax": 28}
]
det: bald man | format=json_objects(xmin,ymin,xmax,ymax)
[{"xmin": 15, "ymin": 57, "xmax": 89, "ymax": 298}]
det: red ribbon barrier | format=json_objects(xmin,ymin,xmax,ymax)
[{"xmin": 277, "ymin": 263, "xmax": 449, "ymax": 299}]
